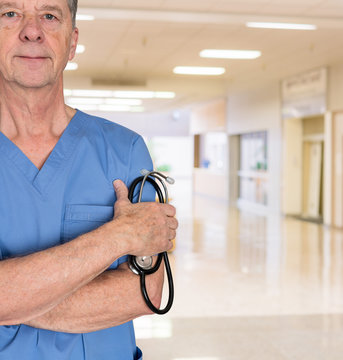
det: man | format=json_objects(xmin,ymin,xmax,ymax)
[{"xmin": 0, "ymin": 0, "xmax": 178, "ymax": 359}]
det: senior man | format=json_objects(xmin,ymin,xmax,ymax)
[{"xmin": 0, "ymin": 0, "xmax": 178, "ymax": 359}]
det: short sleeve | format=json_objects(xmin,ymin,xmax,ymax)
[
  {"xmin": 112, "ymin": 135, "xmax": 156, "ymax": 267},
  {"xmin": 126, "ymin": 135, "xmax": 156, "ymax": 203}
]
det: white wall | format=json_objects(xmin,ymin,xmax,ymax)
[
  {"xmin": 87, "ymin": 109, "xmax": 191, "ymax": 138},
  {"xmin": 227, "ymin": 82, "xmax": 282, "ymax": 214}
]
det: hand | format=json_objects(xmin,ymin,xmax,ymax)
[{"xmin": 112, "ymin": 180, "xmax": 178, "ymax": 256}]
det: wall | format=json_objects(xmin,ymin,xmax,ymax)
[
  {"xmin": 328, "ymin": 63, "xmax": 343, "ymax": 112},
  {"xmin": 227, "ymin": 82, "xmax": 282, "ymax": 214},
  {"xmin": 190, "ymin": 98, "xmax": 229, "ymax": 201},
  {"xmin": 89, "ymin": 109, "xmax": 190, "ymax": 138},
  {"xmin": 190, "ymin": 98, "xmax": 227, "ymax": 133}
]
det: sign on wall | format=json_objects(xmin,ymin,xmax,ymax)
[{"xmin": 281, "ymin": 67, "xmax": 327, "ymax": 119}]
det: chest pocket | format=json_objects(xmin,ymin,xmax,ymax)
[
  {"xmin": 62, "ymin": 204, "xmax": 114, "ymax": 243},
  {"xmin": 62, "ymin": 204, "xmax": 126, "ymax": 269}
]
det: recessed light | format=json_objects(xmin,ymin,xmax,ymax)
[
  {"xmin": 76, "ymin": 14, "xmax": 95, "ymax": 21},
  {"xmin": 173, "ymin": 66, "xmax": 225, "ymax": 76},
  {"xmin": 65, "ymin": 62, "xmax": 78, "ymax": 71},
  {"xmin": 246, "ymin": 22, "xmax": 317, "ymax": 30},
  {"xmin": 200, "ymin": 49, "xmax": 261, "ymax": 59},
  {"xmin": 76, "ymin": 45, "xmax": 85, "ymax": 54}
]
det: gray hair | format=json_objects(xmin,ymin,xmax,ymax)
[{"xmin": 67, "ymin": 0, "xmax": 78, "ymax": 28}]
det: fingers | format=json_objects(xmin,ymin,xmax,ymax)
[
  {"xmin": 167, "ymin": 216, "xmax": 178, "ymax": 230},
  {"xmin": 113, "ymin": 180, "xmax": 130, "ymax": 202},
  {"xmin": 162, "ymin": 203, "xmax": 176, "ymax": 217}
]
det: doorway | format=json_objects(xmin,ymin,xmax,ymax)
[{"xmin": 283, "ymin": 115, "xmax": 325, "ymax": 222}]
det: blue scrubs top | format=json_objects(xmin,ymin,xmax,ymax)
[{"xmin": 0, "ymin": 110, "xmax": 154, "ymax": 360}]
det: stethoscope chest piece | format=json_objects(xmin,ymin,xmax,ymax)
[{"xmin": 128, "ymin": 255, "xmax": 153, "ymax": 275}]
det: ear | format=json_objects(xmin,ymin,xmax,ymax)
[{"xmin": 68, "ymin": 27, "xmax": 79, "ymax": 61}]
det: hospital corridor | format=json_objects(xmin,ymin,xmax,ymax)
[
  {"xmin": 64, "ymin": 0, "xmax": 343, "ymax": 357},
  {"xmin": 134, "ymin": 186, "xmax": 343, "ymax": 360},
  {"xmin": 4, "ymin": 0, "xmax": 343, "ymax": 359}
]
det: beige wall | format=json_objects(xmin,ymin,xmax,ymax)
[{"xmin": 190, "ymin": 98, "xmax": 227, "ymax": 134}]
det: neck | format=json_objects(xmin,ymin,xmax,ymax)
[{"xmin": 0, "ymin": 78, "xmax": 74, "ymax": 140}]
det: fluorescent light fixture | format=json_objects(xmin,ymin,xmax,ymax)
[
  {"xmin": 65, "ymin": 62, "xmax": 78, "ymax": 71},
  {"xmin": 98, "ymin": 104, "xmax": 145, "ymax": 112},
  {"xmin": 200, "ymin": 49, "xmax": 261, "ymax": 59},
  {"xmin": 76, "ymin": 44, "xmax": 85, "ymax": 54},
  {"xmin": 173, "ymin": 66, "xmax": 225, "ymax": 76},
  {"xmin": 98, "ymin": 104, "xmax": 131, "ymax": 112},
  {"xmin": 66, "ymin": 97, "xmax": 103, "ymax": 105},
  {"xmin": 112, "ymin": 91, "xmax": 175, "ymax": 99},
  {"xmin": 71, "ymin": 90, "xmax": 113, "ymax": 97},
  {"xmin": 155, "ymin": 91, "xmax": 176, "ymax": 99},
  {"xmin": 113, "ymin": 91, "xmax": 155, "ymax": 99},
  {"xmin": 105, "ymin": 98, "xmax": 143, "ymax": 106},
  {"xmin": 63, "ymin": 89, "xmax": 176, "ymax": 100},
  {"xmin": 74, "ymin": 104, "xmax": 98, "ymax": 111},
  {"xmin": 246, "ymin": 22, "xmax": 317, "ymax": 30},
  {"xmin": 76, "ymin": 14, "xmax": 95, "ymax": 21}
]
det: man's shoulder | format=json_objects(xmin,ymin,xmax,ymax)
[{"xmin": 77, "ymin": 111, "xmax": 141, "ymax": 143}]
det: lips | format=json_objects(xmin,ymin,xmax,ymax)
[{"xmin": 17, "ymin": 56, "xmax": 48, "ymax": 60}]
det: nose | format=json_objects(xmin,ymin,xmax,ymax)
[{"xmin": 19, "ymin": 16, "xmax": 45, "ymax": 43}]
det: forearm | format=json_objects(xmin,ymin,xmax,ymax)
[
  {"xmin": 0, "ymin": 221, "xmax": 127, "ymax": 325},
  {"xmin": 24, "ymin": 262, "xmax": 164, "ymax": 333}
]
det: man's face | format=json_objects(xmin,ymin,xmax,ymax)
[{"xmin": 0, "ymin": 0, "xmax": 78, "ymax": 89}]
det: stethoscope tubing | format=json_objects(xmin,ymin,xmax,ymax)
[{"xmin": 127, "ymin": 172, "xmax": 175, "ymax": 315}]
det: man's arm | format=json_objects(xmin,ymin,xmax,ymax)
[
  {"xmin": 0, "ymin": 180, "xmax": 177, "ymax": 326},
  {"xmin": 24, "ymin": 261, "xmax": 164, "ymax": 333}
]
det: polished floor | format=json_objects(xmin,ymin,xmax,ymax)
[{"xmin": 134, "ymin": 188, "xmax": 343, "ymax": 360}]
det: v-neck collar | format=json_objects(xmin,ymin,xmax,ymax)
[{"xmin": 0, "ymin": 110, "xmax": 85, "ymax": 195}]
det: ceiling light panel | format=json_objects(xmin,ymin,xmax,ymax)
[
  {"xmin": 76, "ymin": 14, "xmax": 95, "ymax": 21},
  {"xmin": 246, "ymin": 22, "xmax": 317, "ymax": 30},
  {"xmin": 200, "ymin": 49, "xmax": 261, "ymax": 59},
  {"xmin": 65, "ymin": 62, "xmax": 78, "ymax": 71},
  {"xmin": 173, "ymin": 66, "xmax": 225, "ymax": 75},
  {"xmin": 76, "ymin": 45, "xmax": 86, "ymax": 54}
]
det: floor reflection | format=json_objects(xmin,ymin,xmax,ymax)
[{"xmin": 135, "ymin": 194, "xmax": 343, "ymax": 359}]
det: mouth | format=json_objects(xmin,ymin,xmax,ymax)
[{"xmin": 17, "ymin": 56, "xmax": 48, "ymax": 60}]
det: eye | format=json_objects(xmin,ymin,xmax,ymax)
[
  {"xmin": 43, "ymin": 13, "xmax": 56, "ymax": 21},
  {"xmin": 4, "ymin": 11, "xmax": 17, "ymax": 18}
]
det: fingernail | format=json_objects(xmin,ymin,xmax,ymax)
[{"xmin": 113, "ymin": 180, "xmax": 120, "ymax": 189}]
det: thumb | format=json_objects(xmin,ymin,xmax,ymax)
[{"xmin": 113, "ymin": 180, "xmax": 129, "ymax": 202}]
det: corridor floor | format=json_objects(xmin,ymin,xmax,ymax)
[{"xmin": 134, "ymin": 194, "xmax": 343, "ymax": 360}]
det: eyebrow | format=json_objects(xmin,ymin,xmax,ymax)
[
  {"xmin": 0, "ymin": 2, "xmax": 63, "ymax": 18},
  {"xmin": 0, "ymin": 2, "xmax": 18, "ymax": 11},
  {"xmin": 37, "ymin": 5, "xmax": 63, "ymax": 18}
]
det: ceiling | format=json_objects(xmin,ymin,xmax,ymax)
[{"xmin": 64, "ymin": 0, "xmax": 343, "ymax": 113}]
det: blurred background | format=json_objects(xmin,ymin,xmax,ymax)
[{"xmin": 65, "ymin": 1, "xmax": 343, "ymax": 359}]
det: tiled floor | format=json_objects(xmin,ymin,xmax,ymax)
[{"xmin": 134, "ymin": 191, "xmax": 343, "ymax": 360}]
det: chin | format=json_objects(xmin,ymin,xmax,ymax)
[{"xmin": 14, "ymin": 75, "xmax": 55, "ymax": 89}]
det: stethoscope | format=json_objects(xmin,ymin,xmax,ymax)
[{"xmin": 127, "ymin": 169, "xmax": 175, "ymax": 315}]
